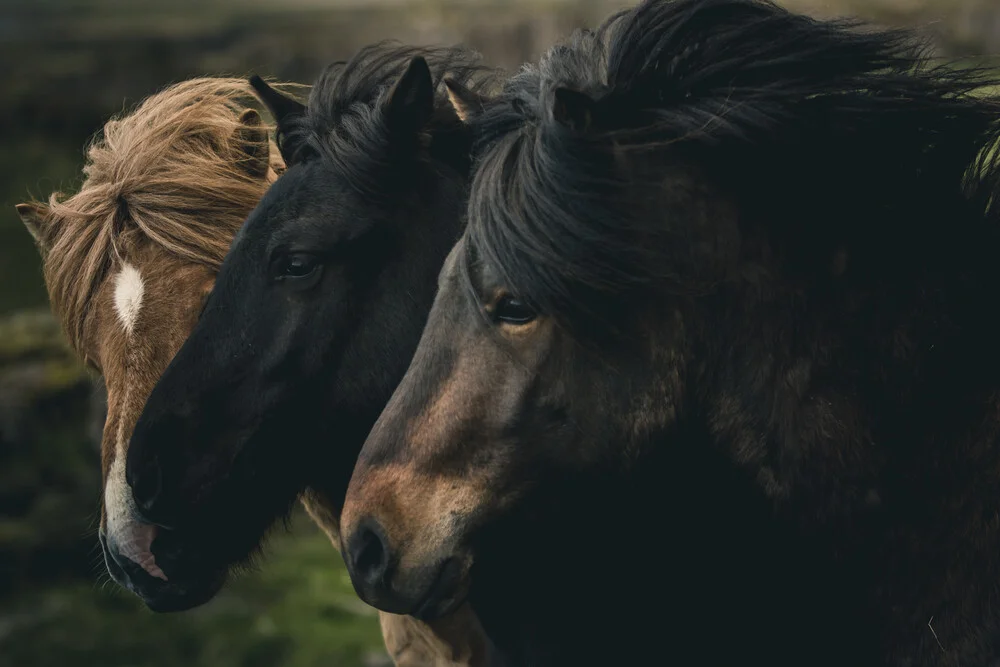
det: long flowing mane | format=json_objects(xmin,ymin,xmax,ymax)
[
  {"xmin": 27, "ymin": 78, "xmax": 302, "ymax": 354},
  {"xmin": 465, "ymin": 0, "xmax": 1000, "ymax": 328},
  {"xmin": 280, "ymin": 42, "xmax": 499, "ymax": 199}
]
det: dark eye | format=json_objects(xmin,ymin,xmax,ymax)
[
  {"xmin": 275, "ymin": 253, "xmax": 323, "ymax": 288},
  {"xmin": 494, "ymin": 295, "xmax": 537, "ymax": 325},
  {"xmin": 281, "ymin": 254, "xmax": 316, "ymax": 277}
]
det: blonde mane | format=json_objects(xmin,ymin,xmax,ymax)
[{"xmin": 30, "ymin": 77, "xmax": 305, "ymax": 354}]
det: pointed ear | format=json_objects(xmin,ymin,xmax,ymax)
[
  {"xmin": 444, "ymin": 78, "xmax": 488, "ymax": 123},
  {"xmin": 551, "ymin": 87, "xmax": 596, "ymax": 134},
  {"xmin": 384, "ymin": 56, "xmax": 435, "ymax": 136},
  {"xmin": 234, "ymin": 108, "xmax": 271, "ymax": 179},
  {"xmin": 249, "ymin": 75, "xmax": 306, "ymax": 125},
  {"xmin": 15, "ymin": 201, "xmax": 49, "ymax": 253},
  {"xmin": 248, "ymin": 74, "xmax": 307, "ymax": 165}
]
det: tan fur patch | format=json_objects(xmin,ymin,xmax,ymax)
[
  {"xmin": 344, "ymin": 463, "xmax": 483, "ymax": 572},
  {"xmin": 380, "ymin": 604, "xmax": 494, "ymax": 667}
]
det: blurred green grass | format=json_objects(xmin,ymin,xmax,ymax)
[{"xmin": 0, "ymin": 512, "xmax": 388, "ymax": 667}]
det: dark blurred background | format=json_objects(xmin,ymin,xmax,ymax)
[{"xmin": 0, "ymin": 1, "xmax": 997, "ymax": 666}]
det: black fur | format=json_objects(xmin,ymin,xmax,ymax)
[
  {"xmin": 464, "ymin": 0, "xmax": 1000, "ymax": 331},
  {"xmin": 279, "ymin": 43, "xmax": 489, "ymax": 198},
  {"xmin": 123, "ymin": 44, "xmax": 496, "ymax": 609}
]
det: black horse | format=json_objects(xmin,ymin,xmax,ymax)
[
  {"xmin": 340, "ymin": 1, "xmax": 1000, "ymax": 665},
  {"xmin": 123, "ymin": 43, "xmax": 499, "ymax": 664}
]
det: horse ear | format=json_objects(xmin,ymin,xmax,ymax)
[
  {"xmin": 551, "ymin": 87, "xmax": 595, "ymax": 134},
  {"xmin": 248, "ymin": 74, "xmax": 306, "ymax": 126},
  {"xmin": 235, "ymin": 108, "xmax": 271, "ymax": 179},
  {"xmin": 384, "ymin": 56, "xmax": 435, "ymax": 136},
  {"xmin": 445, "ymin": 79, "xmax": 487, "ymax": 123},
  {"xmin": 248, "ymin": 74, "xmax": 306, "ymax": 165},
  {"xmin": 15, "ymin": 201, "xmax": 49, "ymax": 254}
]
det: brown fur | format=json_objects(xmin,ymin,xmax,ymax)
[
  {"xmin": 22, "ymin": 78, "xmax": 292, "ymax": 356},
  {"xmin": 17, "ymin": 77, "xmax": 485, "ymax": 667},
  {"xmin": 17, "ymin": 77, "xmax": 290, "ymax": 510},
  {"xmin": 379, "ymin": 607, "xmax": 496, "ymax": 667},
  {"xmin": 340, "ymin": 0, "xmax": 1000, "ymax": 659}
]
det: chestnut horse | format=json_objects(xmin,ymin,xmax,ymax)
[
  {"xmin": 17, "ymin": 76, "xmax": 485, "ymax": 666},
  {"xmin": 341, "ymin": 1, "xmax": 1000, "ymax": 665}
]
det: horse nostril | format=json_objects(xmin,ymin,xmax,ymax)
[
  {"xmin": 131, "ymin": 455, "xmax": 163, "ymax": 516},
  {"xmin": 349, "ymin": 519, "xmax": 391, "ymax": 586}
]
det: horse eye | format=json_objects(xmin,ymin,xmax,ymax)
[
  {"xmin": 282, "ymin": 254, "xmax": 316, "ymax": 277},
  {"xmin": 275, "ymin": 253, "xmax": 323, "ymax": 288},
  {"xmin": 494, "ymin": 295, "xmax": 537, "ymax": 325}
]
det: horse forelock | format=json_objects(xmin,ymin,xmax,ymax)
[
  {"xmin": 465, "ymin": 0, "xmax": 1000, "ymax": 334},
  {"xmin": 34, "ymin": 77, "xmax": 297, "ymax": 354},
  {"xmin": 281, "ymin": 42, "xmax": 501, "ymax": 200}
]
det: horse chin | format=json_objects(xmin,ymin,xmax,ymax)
[
  {"xmin": 410, "ymin": 559, "xmax": 472, "ymax": 622},
  {"xmin": 138, "ymin": 570, "xmax": 228, "ymax": 613},
  {"xmin": 100, "ymin": 527, "xmax": 229, "ymax": 613},
  {"xmin": 412, "ymin": 591, "xmax": 470, "ymax": 621}
]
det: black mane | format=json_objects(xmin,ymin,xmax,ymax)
[
  {"xmin": 465, "ymin": 0, "xmax": 1000, "ymax": 328},
  {"xmin": 281, "ymin": 42, "xmax": 497, "ymax": 199}
]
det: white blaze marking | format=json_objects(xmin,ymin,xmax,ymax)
[
  {"xmin": 104, "ymin": 451, "xmax": 167, "ymax": 581},
  {"xmin": 105, "ymin": 265, "xmax": 166, "ymax": 581},
  {"xmin": 104, "ymin": 452, "xmax": 132, "ymax": 538},
  {"xmin": 113, "ymin": 263, "xmax": 144, "ymax": 335}
]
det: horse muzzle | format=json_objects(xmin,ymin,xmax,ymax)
[
  {"xmin": 342, "ymin": 516, "xmax": 472, "ymax": 621},
  {"xmin": 99, "ymin": 524, "xmax": 226, "ymax": 613}
]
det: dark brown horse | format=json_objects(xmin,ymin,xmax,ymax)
[{"xmin": 340, "ymin": 1, "xmax": 1000, "ymax": 665}]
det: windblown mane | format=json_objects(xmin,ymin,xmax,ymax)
[
  {"xmin": 280, "ymin": 42, "xmax": 498, "ymax": 199},
  {"xmin": 28, "ymin": 78, "xmax": 302, "ymax": 354},
  {"xmin": 465, "ymin": 0, "xmax": 1000, "ymax": 327}
]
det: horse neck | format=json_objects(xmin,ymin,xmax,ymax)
[{"xmin": 677, "ymin": 235, "xmax": 1000, "ymax": 522}]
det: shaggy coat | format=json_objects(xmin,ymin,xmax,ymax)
[{"xmin": 340, "ymin": 1, "xmax": 1000, "ymax": 665}]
